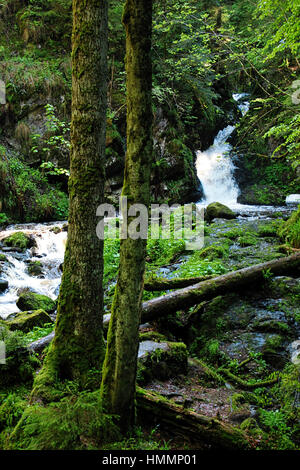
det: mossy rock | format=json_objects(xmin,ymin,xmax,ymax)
[
  {"xmin": 2, "ymin": 232, "xmax": 35, "ymax": 252},
  {"xmin": 278, "ymin": 205, "xmax": 300, "ymax": 248},
  {"xmin": 237, "ymin": 235, "xmax": 257, "ymax": 247},
  {"xmin": 50, "ymin": 226, "xmax": 62, "ymax": 234},
  {"xmin": 205, "ymin": 203, "xmax": 236, "ymax": 223},
  {"xmin": 137, "ymin": 341, "xmax": 188, "ymax": 385},
  {"xmin": 252, "ymin": 320, "xmax": 291, "ymax": 335},
  {"xmin": 0, "ymin": 254, "xmax": 8, "ymax": 262},
  {"xmin": 139, "ymin": 331, "xmax": 167, "ymax": 342},
  {"xmin": 5, "ymin": 310, "xmax": 53, "ymax": 332},
  {"xmin": 240, "ymin": 417, "xmax": 260, "ymax": 431},
  {"xmin": 26, "ymin": 261, "xmax": 43, "ymax": 277},
  {"xmin": 257, "ymin": 224, "xmax": 278, "ymax": 238},
  {"xmin": 16, "ymin": 292, "xmax": 56, "ymax": 314},
  {"xmin": 199, "ymin": 244, "xmax": 228, "ymax": 260},
  {"xmin": 263, "ymin": 334, "xmax": 285, "ymax": 352}
]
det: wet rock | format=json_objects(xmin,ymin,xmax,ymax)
[
  {"xmin": 0, "ymin": 279, "xmax": 8, "ymax": 292},
  {"xmin": 205, "ymin": 202, "xmax": 236, "ymax": 223},
  {"xmin": 16, "ymin": 292, "xmax": 56, "ymax": 314},
  {"xmin": 1, "ymin": 246, "xmax": 23, "ymax": 253},
  {"xmin": 50, "ymin": 226, "xmax": 62, "ymax": 234},
  {"xmin": 137, "ymin": 341, "xmax": 188, "ymax": 384},
  {"xmin": 26, "ymin": 260, "xmax": 44, "ymax": 277},
  {"xmin": 251, "ymin": 319, "xmax": 291, "ymax": 335},
  {"xmin": 290, "ymin": 340, "xmax": 300, "ymax": 365}
]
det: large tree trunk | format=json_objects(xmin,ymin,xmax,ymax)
[
  {"xmin": 32, "ymin": 0, "xmax": 108, "ymax": 398},
  {"xmin": 136, "ymin": 388, "xmax": 250, "ymax": 450},
  {"xmin": 100, "ymin": 0, "xmax": 153, "ymax": 431},
  {"xmin": 141, "ymin": 253, "xmax": 300, "ymax": 323}
]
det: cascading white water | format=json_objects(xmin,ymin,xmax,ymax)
[
  {"xmin": 0, "ymin": 223, "xmax": 67, "ymax": 319},
  {"xmin": 196, "ymin": 93, "xmax": 250, "ymax": 206}
]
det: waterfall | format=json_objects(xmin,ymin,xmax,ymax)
[{"xmin": 196, "ymin": 93, "xmax": 249, "ymax": 206}]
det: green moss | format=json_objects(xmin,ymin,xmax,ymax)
[
  {"xmin": 7, "ymin": 392, "xmax": 121, "ymax": 450},
  {"xmin": 3, "ymin": 232, "xmax": 32, "ymax": 251},
  {"xmin": 257, "ymin": 224, "xmax": 278, "ymax": 238},
  {"xmin": 263, "ymin": 334, "xmax": 285, "ymax": 353},
  {"xmin": 0, "ymin": 327, "xmax": 40, "ymax": 387},
  {"xmin": 0, "ymin": 254, "xmax": 8, "ymax": 262},
  {"xmin": 278, "ymin": 206, "xmax": 300, "ymax": 248},
  {"xmin": 240, "ymin": 417, "xmax": 259, "ymax": 431},
  {"xmin": 205, "ymin": 203, "xmax": 236, "ymax": 223},
  {"xmin": 0, "ymin": 393, "xmax": 27, "ymax": 432},
  {"xmin": 6, "ymin": 310, "xmax": 52, "ymax": 333},
  {"xmin": 139, "ymin": 331, "xmax": 167, "ymax": 342},
  {"xmin": 137, "ymin": 342, "xmax": 188, "ymax": 385},
  {"xmin": 199, "ymin": 243, "xmax": 229, "ymax": 260},
  {"xmin": 237, "ymin": 235, "xmax": 257, "ymax": 247},
  {"xmin": 253, "ymin": 320, "xmax": 291, "ymax": 334},
  {"xmin": 231, "ymin": 393, "xmax": 246, "ymax": 410},
  {"xmin": 16, "ymin": 292, "xmax": 56, "ymax": 314},
  {"xmin": 27, "ymin": 261, "xmax": 43, "ymax": 277},
  {"xmin": 223, "ymin": 228, "xmax": 244, "ymax": 240}
]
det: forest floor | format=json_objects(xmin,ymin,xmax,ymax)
[
  {"xmin": 0, "ymin": 209, "xmax": 299, "ymax": 450},
  {"xmin": 136, "ymin": 211, "xmax": 300, "ymax": 450}
]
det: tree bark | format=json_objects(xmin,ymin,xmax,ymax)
[
  {"xmin": 32, "ymin": 0, "xmax": 108, "ymax": 397},
  {"xmin": 141, "ymin": 253, "xmax": 300, "ymax": 323},
  {"xmin": 136, "ymin": 388, "xmax": 250, "ymax": 450},
  {"xmin": 100, "ymin": 0, "xmax": 153, "ymax": 431}
]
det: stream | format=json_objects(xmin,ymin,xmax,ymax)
[
  {"xmin": 0, "ymin": 92, "xmax": 298, "ymax": 366},
  {"xmin": 0, "ymin": 222, "xmax": 67, "ymax": 319}
]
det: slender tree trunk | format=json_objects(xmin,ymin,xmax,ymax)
[
  {"xmin": 32, "ymin": 0, "xmax": 108, "ymax": 398},
  {"xmin": 100, "ymin": 0, "xmax": 153, "ymax": 431}
]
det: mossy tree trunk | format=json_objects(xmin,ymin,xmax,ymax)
[
  {"xmin": 32, "ymin": 0, "xmax": 108, "ymax": 397},
  {"xmin": 100, "ymin": 0, "xmax": 153, "ymax": 431}
]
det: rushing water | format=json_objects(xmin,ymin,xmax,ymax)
[
  {"xmin": 196, "ymin": 93, "xmax": 249, "ymax": 207},
  {"xmin": 0, "ymin": 222, "xmax": 67, "ymax": 319}
]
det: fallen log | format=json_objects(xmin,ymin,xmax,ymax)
[
  {"xmin": 136, "ymin": 387, "xmax": 250, "ymax": 449},
  {"xmin": 218, "ymin": 368, "xmax": 279, "ymax": 390},
  {"xmin": 144, "ymin": 275, "xmax": 213, "ymax": 291},
  {"xmin": 141, "ymin": 253, "xmax": 300, "ymax": 323},
  {"xmin": 28, "ymin": 331, "xmax": 54, "ymax": 354},
  {"xmin": 30, "ymin": 254, "xmax": 300, "ymax": 353}
]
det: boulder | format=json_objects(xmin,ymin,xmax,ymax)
[
  {"xmin": 0, "ymin": 279, "xmax": 8, "ymax": 292},
  {"xmin": 26, "ymin": 261, "xmax": 43, "ymax": 277},
  {"xmin": 5, "ymin": 309, "xmax": 52, "ymax": 332},
  {"xmin": 205, "ymin": 202, "xmax": 236, "ymax": 222},
  {"xmin": 16, "ymin": 292, "xmax": 56, "ymax": 313},
  {"xmin": 2, "ymin": 232, "xmax": 35, "ymax": 252},
  {"xmin": 137, "ymin": 341, "xmax": 188, "ymax": 384}
]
